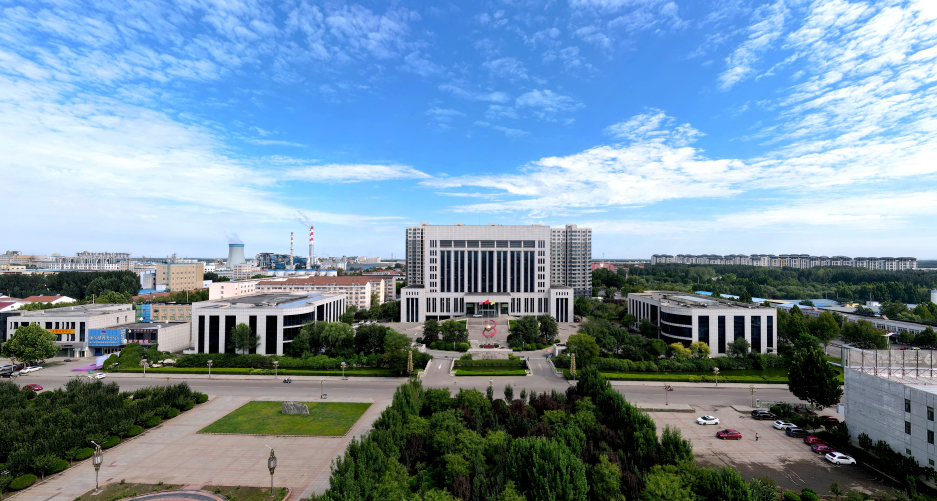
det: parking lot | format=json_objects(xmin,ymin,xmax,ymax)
[{"xmin": 648, "ymin": 406, "xmax": 893, "ymax": 496}]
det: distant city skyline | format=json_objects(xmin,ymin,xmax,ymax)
[{"xmin": 2, "ymin": 1, "xmax": 936, "ymax": 258}]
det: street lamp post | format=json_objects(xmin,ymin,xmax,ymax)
[
  {"xmin": 273, "ymin": 360, "xmax": 279, "ymax": 379},
  {"xmin": 90, "ymin": 442, "xmax": 103, "ymax": 494},
  {"xmin": 267, "ymin": 448, "xmax": 277, "ymax": 493},
  {"xmin": 713, "ymin": 367, "xmax": 720, "ymax": 388},
  {"xmin": 320, "ymin": 378, "xmax": 325, "ymax": 399},
  {"xmin": 749, "ymin": 385, "xmax": 756, "ymax": 408},
  {"xmin": 207, "ymin": 360, "xmax": 213, "ymax": 378},
  {"xmin": 341, "ymin": 361, "xmax": 347, "ymax": 380},
  {"xmin": 142, "ymin": 357, "xmax": 147, "ymax": 377},
  {"xmin": 664, "ymin": 385, "xmax": 669, "ymax": 406}
]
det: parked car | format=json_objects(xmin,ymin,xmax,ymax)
[
  {"xmin": 786, "ymin": 427, "xmax": 810, "ymax": 438},
  {"xmin": 64, "ymin": 358, "xmax": 74, "ymax": 362},
  {"xmin": 751, "ymin": 410, "xmax": 777, "ymax": 420},
  {"xmin": 697, "ymin": 415, "xmax": 720, "ymax": 425},
  {"xmin": 826, "ymin": 452, "xmax": 857, "ymax": 465},
  {"xmin": 716, "ymin": 429, "xmax": 743, "ymax": 440},
  {"xmin": 820, "ymin": 415, "xmax": 840, "ymax": 424},
  {"xmin": 812, "ymin": 444, "xmax": 837, "ymax": 454},
  {"xmin": 89, "ymin": 373, "xmax": 106, "ymax": 380},
  {"xmin": 22, "ymin": 383, "xmax": 43, "ymax": 391},
  {"xmin": 773, "ymin": 420, "xmax": 796, "ymax": 430},
  {"xmin": 19, "ymin": 367, "xmax": 38, "ymax": 374},
  {"xmin": 804, "ymin": 436, "xmax": 826, "ymax": 445}
]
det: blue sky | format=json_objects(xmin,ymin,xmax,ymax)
[{"xmin": 2, "ymin": 0, "xmax": 937, "ymax": 260}]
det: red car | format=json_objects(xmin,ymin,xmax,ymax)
[
  {"xmin": 812, "ymin": 444, "xmax": 837, "ymax": 454},
  {"xmin": 22, "ymin": 383, "xmax": 43, "ymax": 391},
  {"xmin": 804, "ymin": 436, "xmax": 825, "ymax": 445},
  {"xmin": 716, "ymin": 429, "xmax": 742, "ymax": 440}
]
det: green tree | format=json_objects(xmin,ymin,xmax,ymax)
[
  {"xmin": 229, "ymin": 323, "xmax": 260, "ymax": 354},
  {"xmin": 383, "ymin": 331, "xmax": 412, "ymax": 373},
  {"xmin": 538, "ymin": 315, "xmax": 559, "ymax": 344},
  {"xmin": 567, "ymin": 333, "xmax": 600, "ymax": 365},
  {"xmin": 641, "ymin": 466, "xmax": 694, "ymax": 501},
  {"xmin": 355, "ymin": 324, "xmax": 390, "ymax": 354},
  {"xmin": 1, "ymin": 324, "xmax": 59, "ymax": 363},
  {"xmin": 660, "ymin": 426, "xmax": 694, "ymax": 465},
  {"xmin": 914, "ymin": 327, "xmax": 937, "ymax": 348},
  {"xmin": 321, "ymin": 322, "xmax": 355, "ymax": 356},
  {"xmin": 592, "ymin": 454, "xmax": 624, "ymax": 501},
  {"xmin": 423, "ymin": 319, "xmax": 440, "ymax": 345},
  {"xmin": 638, "ymin": 319, "xmax": 659, "ymax": 338},
  {"xmin": 339, "ymin": 305, "xmax": 357, "ymax": 325},
  {"xmin": 669, "ymin": 343, "xmax": 692, "ymax": 360},
  {"xmin": 841, "ymin": 320, "xmax": 887, "ymax": 349},
  {"xmin": 809, "ymin": 311, "xmax": 841, "ymax": 349},
  {"xmin": 506, "ymin": 437, "xmax": 588, "ymax": 501},
  {"xmin": 880, "ymin": 300, "xmax": 908, "ymax": 319},
  {"xmin": 788, "ymin": 347, "xmax": 843, "ymax": 408},
  {"xmin": 574, "ymin": 297, "xmax": 594, "ymax": 318},
  {"xmin": 441, "ymin": 320, "xmax": 469, "ymax": 344},
  {"xmin": 504, "ymin": 383, "xmax": 514, "ymax": 402},
  {"xmin": 497, "ymin": 481, "xmax": 527, "ymax": 501},
  {"xmin": 738, "ymin": 290, "xmax": 753, "ymax": 304},
  {"xmin": 689, "ymin": 341, "xmax": 711, "ymax": 359},
  {"xmin": 508, "ymin": 316, "xmax": 540, "ymax": 347},
  {"xmin": 727, "ymin": 338, "xmax": 750, "ymax": 358}
]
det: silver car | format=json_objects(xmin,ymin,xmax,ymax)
[
  {"xmin": 697, "ymin": 415, "xmax": 720, "ymax": 425},
  {"xmin": 772, "ymin": 420, "xmax": 796, "ymax": 430}
]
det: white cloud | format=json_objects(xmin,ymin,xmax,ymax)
[
  {"xmin": 515, "ymin": 89, "xmax": 583, "ymax": 118},
  {"xmin": 482, "ymin": 57, "xmax": 528, "ymax": 81},
  {"xmin": 439, "ymin": 82, "xmax": 510, "ymax": 103},
  {"xmin": 473, "ymin": 121, "xmax": 529, "ymax": 138},
  {"xmin": 717, "ymin": 1, "xmax": 787, "ymax": 90},
  {"xmin": 426, "ymin": 107, "xmax": 466, "ymax": 122},
  {"xmin": 283, "ymin": 164, "xmax": 432, "ymax": 182},
  {"xmin": 399, "ymin": 51, "xmax": 444, "ymax": 77},
  {"xmin": 485, "ymin": 105, "xmax": 519, "ymax": 120}
]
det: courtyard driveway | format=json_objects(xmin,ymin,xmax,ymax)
[{"xmin": 9, "ymin": 395, "xmax": 389, "ymax": 501}]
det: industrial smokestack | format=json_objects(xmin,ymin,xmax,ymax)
[
  {"xmin": 227, "ymin": 243, "xmax": 246, "ymax": 267},
  {"xmin": 308, "ymin": 226, "xmax": 314, "ymax": 270}
]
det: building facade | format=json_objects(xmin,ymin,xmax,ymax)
[
  {"xmin": 843, "ymin": 347, "xmax": 937, "ymax": 470},
  {"xmin": 652, "ymin": 254, "xmax": 917, "ymax": 270},
  {"xmin": 400, "ymin": 223, "xmax": 580, "ymax": 323},
  {"xmin": 191, "ymin": 292, "xmax": 345, "ymax": 356},
  {"xmin": 5, "ymin": 304, "xmax": 134, "ymax": 357},
  {"xmin": 154, "ymin": 262, "xmax": 204, "ymax": 291},
  {"xmin": 254, "ymin": 276, "xmax": 387, "ymax": 310},
  {"xmin": 628, "ymin": 291, "xmax": 777, "ymax": 354},
  {"xmin": 208, "ymin": 279, "xmax": 259, "ymax": 300},
  {"xmin": 51, "ymin": 252, "xmax": 130, "ymax": 270}
]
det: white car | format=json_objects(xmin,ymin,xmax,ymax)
[
  {"xmin": 773, "ymin": 420, "xmax": 796, "ymax": 430},
  {"xmin": 20, "ymin": 367, "xmax": 38, "ymax": 374},
  {"xmin": 89, "ymin": 372, "xmax": 106, "ymax": 380},
  {"xmin": 826, "ymin": 452, "xmax": 857, "ymax": 465},
  {"xmin": 697, "ymin": 415, "xmax": 720, "ymax": 425}
]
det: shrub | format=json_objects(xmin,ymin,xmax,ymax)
[
  {"xmin": 74, "ymin": 447, "xmax": 94, "ymax": 461},
  {"xmin": 460, "ymin": 353, "xmax": 473, "ymax": 361},
  {"xmin": 165, "ymin": 408, "xmax": 180, "ymax": 419},
  {"xmin": 25, "ymin": 390, "xmax": 36, "ymax": 400},
  {"xmin": 800, "ymin": 488, "xmax": 819, "ymax": 501},
  {"xmin": 145, "ymin": 416, "xmax": 162, "ymax": 428},
  {"xmin": 782, "ymin": 491, "xmax": 801, "ymax": 501},
  {"xmin": 457, "ymin": 343, "xmax": 470, "ymax": 352},
  {"xmin": 195, "ymin": 393, "xmax": 209, "ymax": 404},
  {"xmin": 182, "ymin": 401, "xmax": 195, "ymax": 411},
  {"xmin": 49, "ymin": 459, "xmax": 69, "ymax": 474},
  {"xmin": 9, "ymin": 474, "xmax": 37, "ymax": 491},
  {"xmin": 126, "ymin": 425, "xmax": 144, "ymax": 437},
  {"xmin": 102, "ymin": 436, "xmax": 120, "ymax": 449}
]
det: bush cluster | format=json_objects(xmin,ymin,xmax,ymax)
[
  {"xmin": 430, "ymin": 342, "xmax": 470, "ymax": 352},
  {"xmin": 453, "ymin": 360, "xmax": 526, "ymax": 368},
  {"xmin": 552, "ymin": 353, "xmax": 789, "ymax": 372}
]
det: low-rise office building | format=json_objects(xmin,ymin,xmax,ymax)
[
  {"xmin": 191, "ymin": 292, "xmax": 345, "ymax": 356},
  {"xmin": 843, "ymin": 347, "xmax": 937, "ymax": 470},
  {"xmin": 155, "ymin": 262, "xmax": 204, "ymax": 291},
  {"xmin": 5, "ymin": 304, "xmax": 134, "ymax": 358},
  {"xmin": 628, "ymin": 291, "xmax": 777, "ymax": 354},
  {"xmin": 255, "ymin": 276, "xmax": 387, "ymax": 310},
  {"xmin": 208, "ymin": 279, "xmax": 259, "ymax": 300}
]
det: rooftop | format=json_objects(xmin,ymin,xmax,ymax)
[
  {"xmin": 258, "ymin": 276, "xmax": 383, "ymax": 286},
  {"xmin": 22, "ymin": 295, "xmax": 73, "ymax": 303},
  {"xmin": 15, "ymin": 303, "xmax": 132, "ymax": 317},
  {"xmin": 629, "ymin": 290, "xmax": 772, "ymax": 310},
  {"xmin": 196, "ymin": 292, "xmax": 339, "ymax": 309},
  {"xmin": 844, "ymin": 347, "xmax": 937, "ymax": 390}
]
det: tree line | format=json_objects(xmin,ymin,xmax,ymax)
[{"xmin": 0, "ymin": 271, "xmax": 141, "ymax": 300}]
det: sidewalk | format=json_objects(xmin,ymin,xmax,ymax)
[
  {"xmin": 104, "ymin": 372, "xmax": 407, "ymax": 382},
  {"xmin": 610, "ymin": 380, "xmax": 786, "ymax": 389}
]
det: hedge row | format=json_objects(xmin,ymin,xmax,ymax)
[
  {"xmin": 562, "ymin": 369, "xmax": 790, "ymax": 384},
  {"xmin": 454, "ymin": 370, "xmax": 528, "ymax": 377},
  {"xmin": 553, "ymin": 354, "xmax": 790, "ymax": 372},
  {"xmin": 453, "ymin": 360, "xmax": 526, "ymax": 367},
  {"xmin": 110, "ymin": 367, "xmax": 405, "ymax": 377},
  {"xmin": 429, "ymin": 342, "xmax": 470, "ymax": 352}
]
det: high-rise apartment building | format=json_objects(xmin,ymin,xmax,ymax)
[{"xmin": 400, "ymin": 223, "xmax": 590, "ymax": 323}]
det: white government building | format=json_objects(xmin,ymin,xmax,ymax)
[
  {"xmin": 401, "ymin": 223, "xmax": 591, "ymax": 323},
  {"xmin": 628, "ymin": 291, "xmax": 777, "ymax": 354},
  {"xmin": 652, "ymin": 254, "xmax": 917, "ymax": 270}
]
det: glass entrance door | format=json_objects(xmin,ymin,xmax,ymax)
[{"xmin": 478, "ymin": 302, "xmax": 498, "ymax": 318}]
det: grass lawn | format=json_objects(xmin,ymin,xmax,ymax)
[
  {"xmin": 455, "ymin": 369, "xmax": 527, "ymax": 376},
  {"xmin": 199, "ymin": 401, "xmax": 371, "ymax": 436},
  {"xmin": 203, "ymin": 485, "xmax": 288, "ymax": 501},
  {"xmin": 825, "ymin": 355, "xmax": 842, "ymax": 364},
  {"xmin": 111, "ymin": 367, "xmax": 404, "ymax": 377},
  {"xmin": 74, "ymin": 482, "xmax": 182, "ymax": 501},
  {"xmin": 564, "ymin": 368, "xmax": 793, "ymax": 383}
]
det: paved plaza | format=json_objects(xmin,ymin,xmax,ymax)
[{"xmin": 9, "ymin": 395, "xmax": 390, "ymax": 501}]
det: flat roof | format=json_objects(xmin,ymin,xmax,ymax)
[
  {"xmin": 196, "ymin": 292, "xmax": 339, "ymax": 309},
  {"xmin": 630, "ymin": 291, "xmax": 772, "ymax": 310},
  {"xmin": 113, "ymin": 322, "xmax": 189, "ymax": 329},
  {"xmin": 14, "ymin": 304, "xmax": 133, "ymax": 317}
]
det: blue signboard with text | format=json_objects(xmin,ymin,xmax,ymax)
[{"xmin": 88, "ymin": 329, "xmax": 124, "ymax": 347}]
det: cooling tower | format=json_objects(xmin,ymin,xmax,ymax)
[{"xmin": 227, "ymin": 244, "xmax": 246, "ymax": 267}]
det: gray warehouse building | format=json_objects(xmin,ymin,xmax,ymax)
[
  {"xmin": 844, "ymin": 347, "xmax": 937, "ymax": 469},
  {"xmin": 191, "ymin": 292, "xmax": 345, "ymax": 355}
]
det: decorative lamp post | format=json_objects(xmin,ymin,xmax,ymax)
[
  {"xmin": 341, "ymin": 361, "xmax": 347, "ymax": 380},
  {"xmin": 142, "ymin": 357, "xmax": 147, "ymax": 377},
  {"xmin": 273, "ymin": 360, "xmax": 279, "ymax": 378},
  {"xmin": 570, "ymin": 353, "xmax": 577, "ymax": 380},
  {"xmin": 207, "ymin": 360, "xmax": 213, "ymax": 378},
  {"xmin": 749, "ymin": 385, "xmax": 756, "ymax": 408},
  {"xmin": 713, "ymin": 367, "xmax": 719, "ymax": 388},
  {"xmin": 664, "ymin": 384, "xmax": 669, "ymax": 406},
  {"xmin": 91, "ymin": 441, "xmax": 104, "ymax": 493},
  {"xmin": 320, "ymin": 378, "xmax": 325, "ymax": 399},
  {"xmin": 267, "ymin": 448, "xmax": 277, "ymax": 493}
]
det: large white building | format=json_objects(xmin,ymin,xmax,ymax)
[
  {"xmin": 5, "ymin": 304, "xmax": 134, "ymax": 357},
  {"xmin": 628, "ymin": 291, "xmax": 777, "ymax": 354},
  {"xmin": 652, "ymin": 254, "xmax": 917, "ymax": 270},
  {"xmin": 191, "ymin": 292, "xmax": 345, "ymax": 355},
  {"xmin": 51, "ymin": 252, "xmax": 130, "ymax": 270},
  {"xmin": 401, "ymin": 223, "xmax": 584, "ymax": 323}
]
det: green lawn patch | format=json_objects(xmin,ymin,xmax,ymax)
[
  {"xmin": 74, "ymin": 482, "xmax": 183, "ymax": 501},
  {"xmin": 111, "ymin": 367, "xmax": 404, "ymax": 377},
  {"xmin": 199, "ymin": 401, "xmax": 371, "ymax": 436},
  {"xmin": 456, "ymin": 369, "xmax": 528, "ymax": 376},
  {"xmin": 825, "ymin": 355, "xmax": 842, "ymax": 365},
  {"xmin": 563, "ymin": 368, "xmax": 793, "ymax": 383},
  {"xmin": 203, "ymin": 485, "xmax": 288, "ymax": 501}
]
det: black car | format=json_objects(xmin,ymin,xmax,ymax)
[
  {"xmin": 786, "ymin": 427, "xmax": 810, "ymax": 438},
  {"xmin": 751, "ymin": 410, "xmax": 777, "ymax": 420}
]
